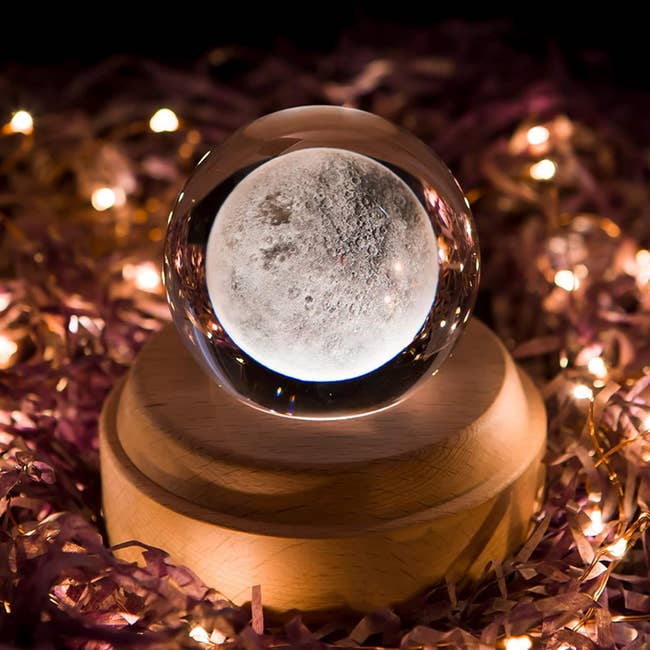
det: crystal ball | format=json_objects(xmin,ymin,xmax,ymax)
[{"xmin": 164, "ymin": 106, "xmax": 479, "ymax": 419}]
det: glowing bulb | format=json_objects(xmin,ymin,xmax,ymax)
[
  {"xmin": 587, "ymin": 356, "xmax": 607, "ymax": 378},
  {"xmin": 643, "ymin": 415, "xmax": 650, "ymax": 432},
  {"xmin": 134, "ymin": 262, "xmax": 161, "ymax": 292},
  {"xmin": 149, "ymin": 108, "xmax": 179, "ymax": 133},
  {"xmin": 604, "ymin": 537, "xmax": 627, "ymax": 559},
  {"xmin": 504, "ymin": 635, "xmax": 532, "ymax": 650},
  {"xmin": 91, "ymin": 187, "xmax": 117, "ymax": 211},
  {"xmin": 636, "ymin": 249, "xmax": 650, "ymax": 266},
  {"xmin": 526, "ymin": 125, "xmax": 550, "ymax": 146},
  {"xmin": 636, "ymin": 249, "xmax": 650, "ymax": 286},
  {"xmin": 189, "ymin": 625, "xmax": 210, "ymax": 644},
  {"xmin": 583, "ymin": 509, "xmax": 604, "ymax": 536},
  {"xmin": 554, "ymin": 269, "xmax": 579, "ymax": 292},
  {"xmin": 0, "ymin": 335, "xmax": 18, "ymax": 364},
  {"xmin": 9, "ymin": 110, "xmax": 33, "ymax": 135},
  {"xmin": 573, "ymin": 384, "xmax": 593, "ymax": 400},
  {"xmin": 210, "ymin": 630, "xmax": 226, "ymax": 644},
  {"xmin": 0, "ymin": 294, "xmax": 11, "ymax": 311},
  {"xmin": 530, "ymin": 159, "xmax": 557, "ymax": 181}
]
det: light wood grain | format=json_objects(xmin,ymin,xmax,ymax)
[{"xmin": 100, "ymin": 319, "xmax": 546, "ymax": 612}]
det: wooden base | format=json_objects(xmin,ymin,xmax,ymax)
[{"xmin": 99, "ymin": 320, "xmax": 546, "ymax": 613}]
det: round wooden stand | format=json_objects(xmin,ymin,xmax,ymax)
[{"xmin": 99, "ymin": 319, "xmax": 546, "ymax": 614}]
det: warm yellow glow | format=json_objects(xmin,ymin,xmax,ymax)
[
  {"xmin": 526, "ymin": 125, "xmax": 550, "ymax": 146},
  {"xmin": 210, "ymin": 630, "xmax": 226, "ymax": 644},
  {"xmin": 530, "ymin": 158, "xmax": 557, "ymax": 180},
  {"xmin": 189, "ymin": 625, "xmax": 210, "ymax": 644},
  {"xmin": 554, "ymin": 269, "xmax": 579, "ymax": 291},
  {"xmin": 504, "ymin": 635, "xmax": 532, "ymax": 650},
  {"xmin": 636, "ymin": 249, "xmax": 650, "ymax": 286},
  {"xmin": 588, "ymin": 490, "xmax": 602, "ymax": 502},
  {"xmin": 9, "ymin": 110, "xmax": 33, "ymax": 135},
  {"xmin": 149, "ymin": 108, "xmax": 179, "ymax": 133},
  {"xmin": 122, "ymin": 262, "xmax": 161, "ymax": 292},
  {"xmin": 0, "ymin": 294, "xmax": 11, "ymax": 311},
  {"xmin": 604, "ymin": 537, "xmax": 627, "ymax": 559},
  {"xmin": 573, "ymin": 384, "xmax": 593, "ymax": 400},
  {"xmin": 636, "ymin": 249, "xmax": 650, "ymax": 266},
  {"xmin": 587, "ymin": 356, "xmax": 607, "ymax": 378},
  {"xmin": 0, "ymin": 335, "xmax": 18, "ymax": 364},
  {"xmin": 131, "ymin": 262, "xmax": 161, "ymax": 292},
  {"xmin": 643, "ymin": 415, "xmax": 650, "ymax": 432},
  {"xmin": 583, "ymin": 509, "xmax": 604, "ymax": 536},
  {"xmin": 121, "ymin": 612, "xmax": 139, "ymax": 625},
  {"xmin": 91, "ymin": 187, "xmax": 117, "ymax": 211}
]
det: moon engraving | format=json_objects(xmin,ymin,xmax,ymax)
[{"xmin": 205, "ymin": 147, "xmax": 438, "ymax": 382}]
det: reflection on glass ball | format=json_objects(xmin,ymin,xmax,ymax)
[{"xmin": 164, "ymin": 106, "xmax": 479, "ymax": 419}]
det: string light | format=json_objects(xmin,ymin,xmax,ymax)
[
  {"xmin": 635, "ymin": 249, "xmax": 650, "ymax": 287},
  {"xmin": 122, "ymin": 262, "xmax": 161, "ymax": 292},
  {"xmin": 504, "ymin": 635, "xmax": 532, "ymax": 650},
  {"xmin": 91, "ymin": 187, "xmax": 118, "ymax": 211},
  {"xmin": 210, "ymin": 630, "xmax": 226, "ymax": 644},
  {"xmin": 530, "ymin": 158, "xmax": 556, "ymax": 180},
  {"xmin": 554, "ymin": 269, "xmax": 579, "ymax": 291},
  {"xmin": 8, "ymin": 110, "xmax": 33, "ymax": 135},
  {"xmin": 526, "ymin": 125, "xmax": 550, "ymax": 146},
  {"xmin": 573, "ymin": 384, "xmax": 593, "ymax": 400},
  {"xmin": 149, "ymin": 108, "xmax": 179, "ymax": 133},
  {"xmin": 604, "ymin": 537, "xmax": 627, "ymax": 559},
  {"xmin": 0, "ymin": 334, "xmax": 18, "ymax": 365},
  {"xmin": 583, "ymin": 508, "xmax": 604, "ymax": 536},
  {"xmin": 587, "ymin": 356, "xmax": 607, "ymax": 378},
  {"xmin": 189, "ymin": 625, "xmax": 211, "ymax": 644}
]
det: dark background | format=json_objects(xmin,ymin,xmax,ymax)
[{"xmin": 0, "ymin": 5, "xmax": 645, "ymax": 89}]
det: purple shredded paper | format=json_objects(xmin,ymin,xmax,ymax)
[{"xmin": 1, "ymin": 21, "xmax": 649, "ymax": 649}]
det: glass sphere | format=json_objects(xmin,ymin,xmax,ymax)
[{"xmin": 164, "ymin": 106, "xmax": 479, "ymax": 420}]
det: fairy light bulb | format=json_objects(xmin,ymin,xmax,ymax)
[
  {"xmin": 554, "ymin": 269, "xmax": 579, "ymax": 291},
  {"xmin": 635, "ymin": 249, "xmax": 650, "ymax": 287},
  {"xmin": 583, "ymin": 509, "xmax": 604, "ymax": 536},
  {"xmin": 504, "ymin": 635, "xmax": 532, "ymax": 650},
  {"xmin": 189, "ymin": 625, "xmax": 210, "ymax": 644},
  {"xmin": 573, "ymin": 384, "xmax": 593, "ymax": 400},
  {"xmin": 526, "ymin": 125, "xmax": 549, "ymax": 146},
  {"xmin": 123, "ymin": 262, "xmax": 162, "ymax": 292},
  {"xmin": 91, "ymin": 187, "xmax": 117, "ymax": 211},
  {"xmin": 210, "ymin": 630, "xmax": 226, "ymax": 644},
  {"xmin": 530, "ymin": 159, "xmax": 556, "ymax": 180},
  {"xmin": 604, "ymin": 537, "xmax": 627, "ymax": 559},
  {"xmin": 150, "ymin": 108, "xmax": 179, "ymax": 133},
  {"xmin": 0, "ymin": 334, "xmax": 18, "ymax": 364},
  {"xmin": 134, "ymin": 262, "xmax": 161, "ymax": 292},
  {"xmin": 8, "ymin": 110, "xmax": 33, "ymax": 135},
  {"xmin": 587, "ymin": 356, "xmax": 607, "ymax": 378}
]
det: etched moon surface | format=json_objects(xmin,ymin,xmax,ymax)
[{"xmin": 205, "ymin": 147, "xmax": 438, "ymax": 382}]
